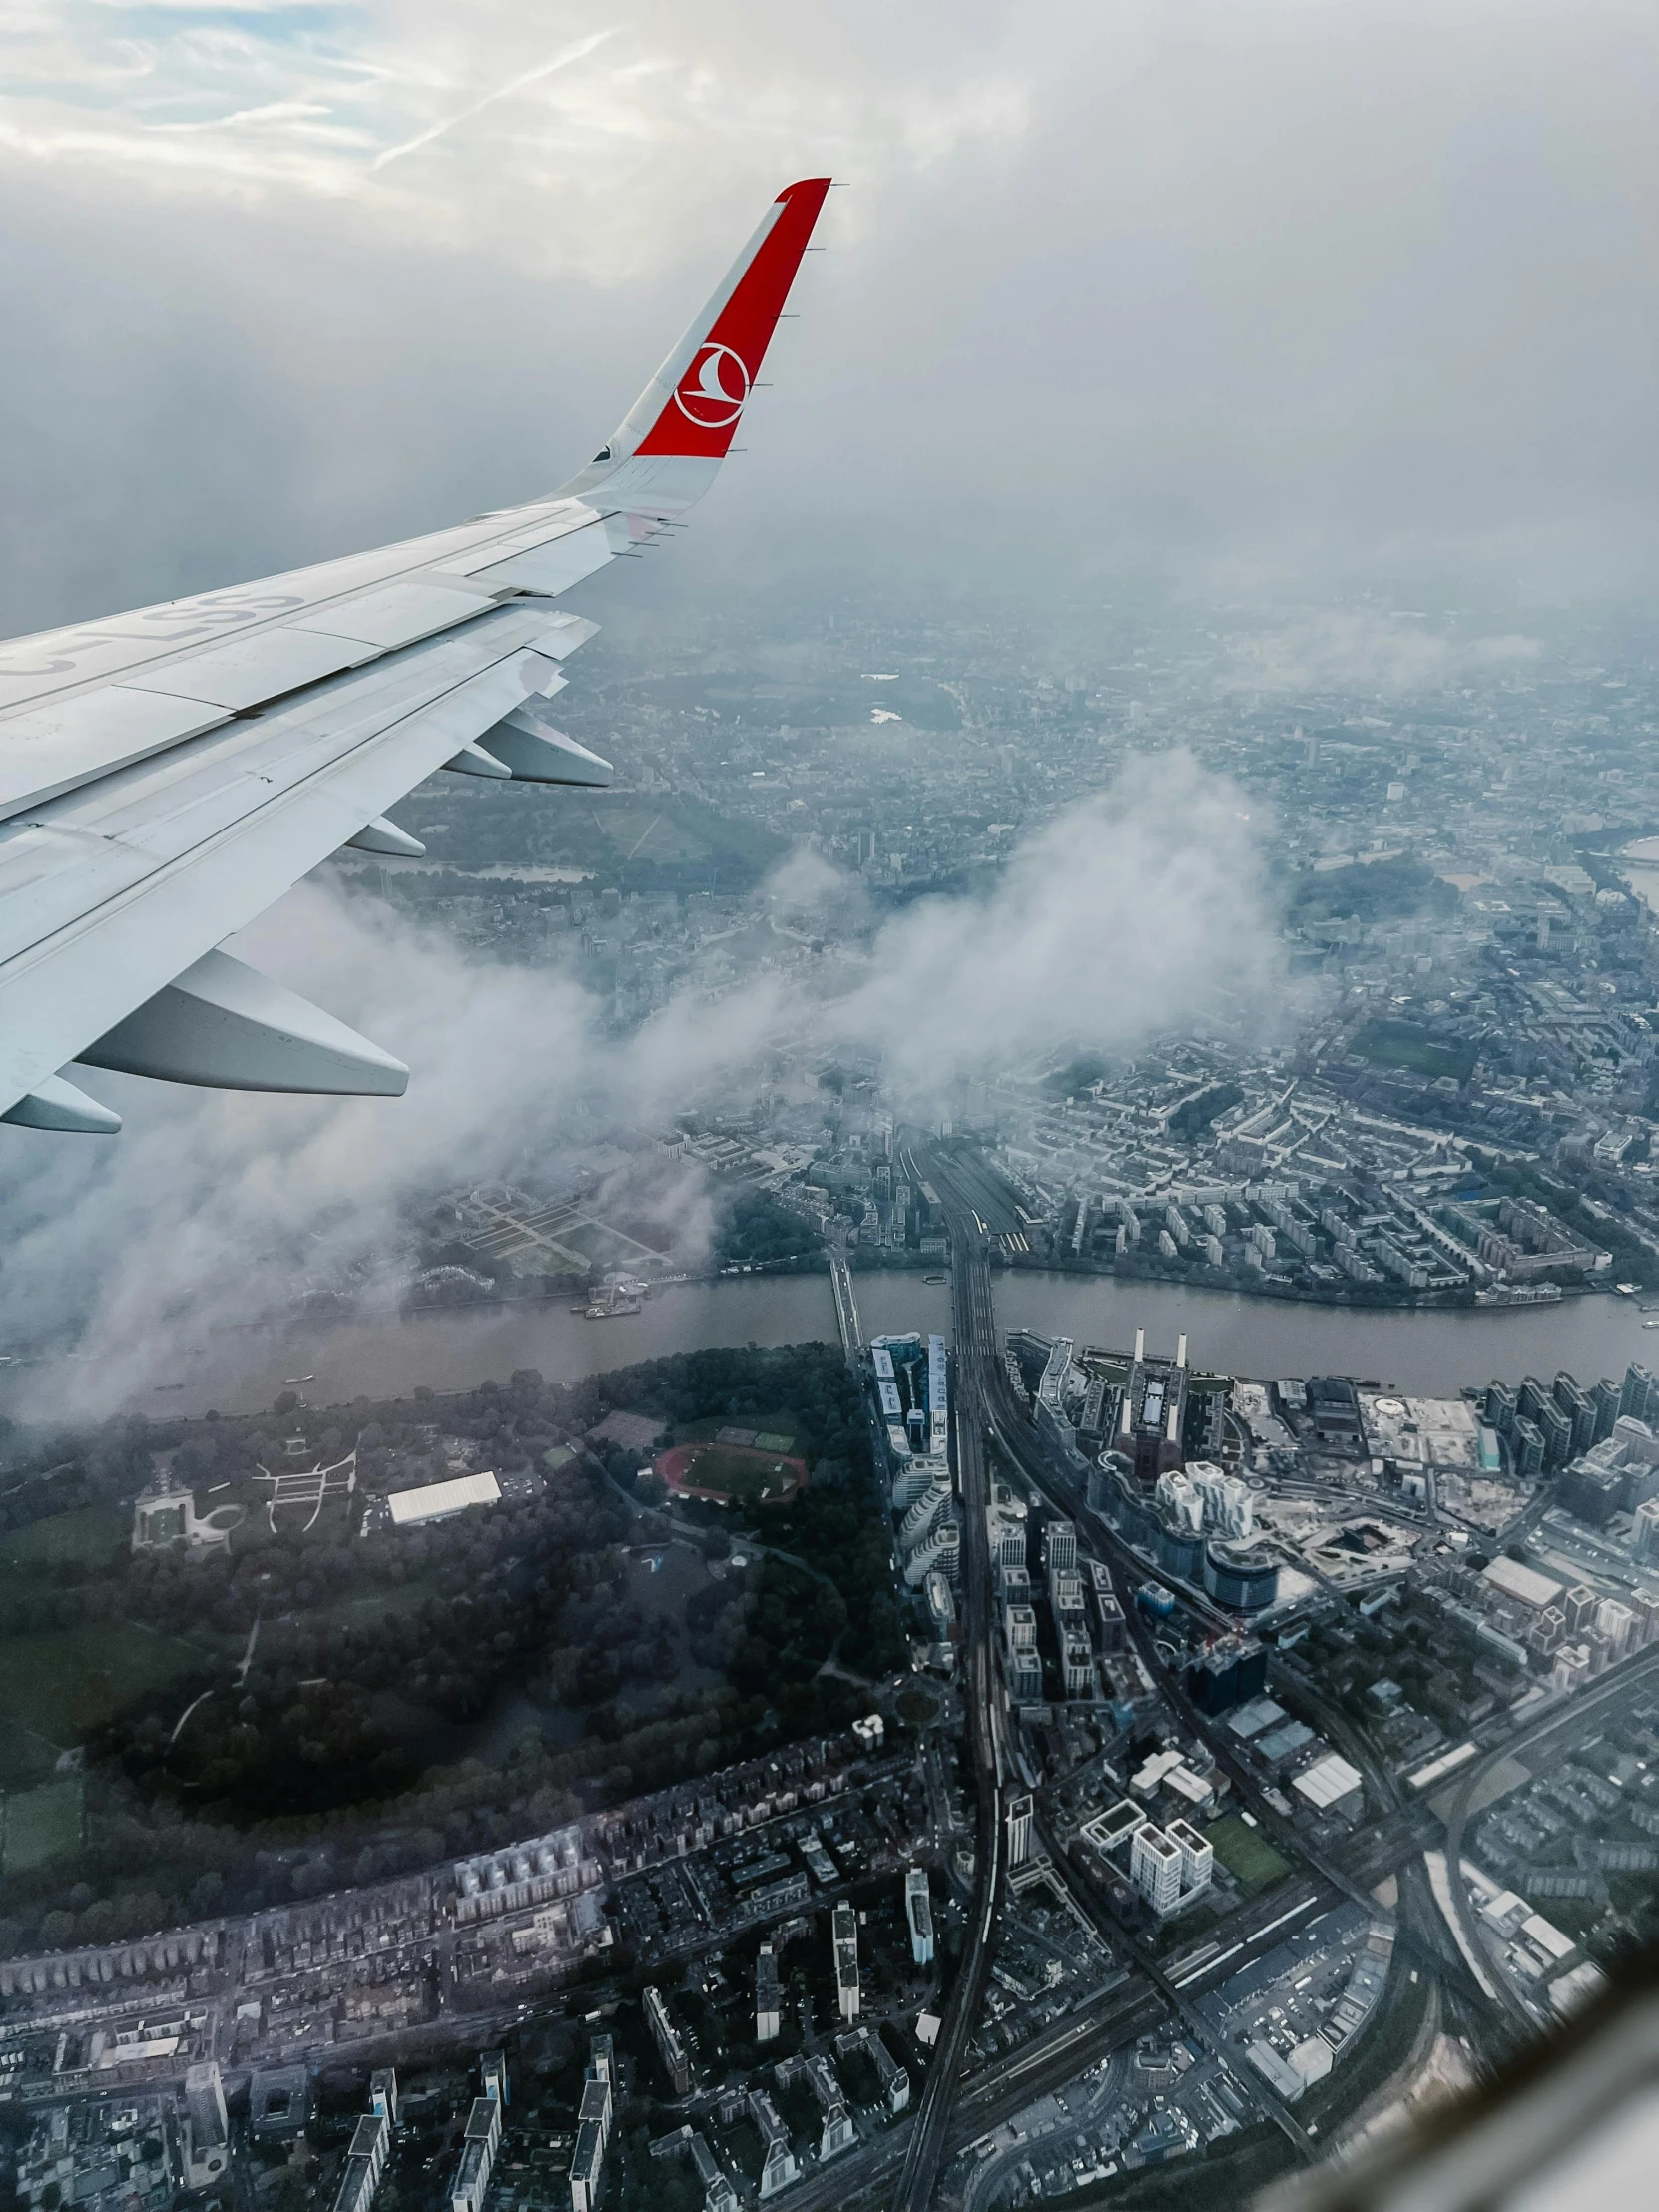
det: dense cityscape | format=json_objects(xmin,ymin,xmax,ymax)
[{"xmin": 3, "ymin": 583, "xmax": 1659, "ymax": 2212}]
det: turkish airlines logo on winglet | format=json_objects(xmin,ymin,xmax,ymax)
[{"xmin": 673, "ymin": 341, "xmax": 751, "ymax": 429}]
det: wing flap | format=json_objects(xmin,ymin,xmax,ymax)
[
  {"xmin": 126, "ymin": 626, "xmax": 376, "ymax": 711},
  {"xmin": 449, "ymin": 514, "xmax": 614, "ymax": 596},
  {"xmin": 292, "ymin": 578, "xmax": 500, "ymax": 652},
  {"xmin": 0, "ymin": 688, "xmax": 232, "ymax": 821}
]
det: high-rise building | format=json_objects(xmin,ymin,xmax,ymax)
[
  {"xmin": 1130, "ymin": 1823, "xmax": 1184, "ymax": 1916},
  {"xmin": 1536, "ymin": 1398, "xmax": 1573, "ymax": 1469},
  {"xmin": 1563, "ymin": 1584, "xmax": 1598, "ymax": 1637},
  {"xmin": 1596, "ymin": 1597, "xmax": 1636, "ymax": 1661},
  {"xmin": 571, "ymin": 2068, "xmax": 613, "ymax": 2212},
  {"xmin": 1592, "ymin": 1377, "xmax": 1622, "ymax": 1443},
  {"xmin": 1002, "ymin": 1606, "xmax": 1042, "ymax": 1702},
  {"xmin": 574, "ymin": 2039, "xmax": 614, "ymax": 2212},
  {"xmin": 1512, "ymin": 1416, "xmax": 1546, "ymax": 1480},
  {"xmin": 987, "ymin": 1489, "xmax": 1029, "ymax": 1580},
  {"xmin": 755, "ymin": 1944, "xmax": 781, "ymax": 2043},
  {"xmin": 905, "ymin": 1867, "xmax": 934, "ymax": 1966},
  {"xmin": 369, "ymin": 2071, "xmax": 399, "ymax": 2127},
  {"xmin": 569, "ymin": 2122, "xmax": 605, "ymax": 2212},
  {"xmin": 1635, "ymin": 1496, "xmax": 1659, "ymax": 1565},
  {"xmin": 329, "ymin": 2116, "xmax": 388, "ymax": 2212},
  {"xmin": 1164, "ymin": 1817, "xmax": 1214, "ymax": 1899},
  {"xmin": 1561, "ymin": 1460, "xmax": 1621, "ymax": 1526},
  {"xmin": 1007, "ymin": 1794, "xmax": 1033, "ymax": 1868},
  {"xmin": 644, "ymin": 1985, "xmax": 691, "ymax": 2096},
  {"xmin": 927, "ymin": 1334, "xmax": 950, "ymax": 1457},
  {"xmin": 1041, "ymin": 1518, "xmax": 1078, "ymax": 1578},
  {"xmin": 480, "ymin": 2050, "xmax": 507, "ymax": 2107},
  {"xmin": 1622, "ymin": 1364, "xmax": 1657, "ymax": 1425},
  {"xmin": 1554, "ymin": 1374, "xmax": 1597, "ymax": 1459},
  {"xmin": 1185, "ymin": 1636, "xmax": 1269, "ymax": 1714},
  {"xmin": 1530, "ymin": 1605, "xmax": 1567, "ymax": 1657},
  {"xmin": 448, "ymin": 2097, "xmax": 502, "ymax": 2212},
  {"xmin": 833, "ymin": 1904, "xmax": 860, "ymax": 2022},
  {"xmin": 1203, "ymin": 1541, "xmax": 1280, "ymax": 1611},
  {"xmin": 1552, "ymin": 1641, "xmax": 1592, "ymax": 1695}
]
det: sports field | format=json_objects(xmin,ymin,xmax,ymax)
[
  {"xmin": 654, "ymin": 1442, "xmax": 809, "ymax": 1507},
  {"xmin": 1354, "ymin": 1018, "xmax": 1476, "ymax": 1084},
  {"xmin": 1205, "ymin": 1812, "xmax": 1293, "ymax": 1893},
  {"xmin": 2, "ymin": 1777, "xmax": 84, "ymax": 1873},
  {"xmin": 0, "ymin": 1506, "xmax": 128, "ymax": 1574},
  {"xmin": 0, "ymin": 1619, "xmax": 201, "ymax": 1780}
]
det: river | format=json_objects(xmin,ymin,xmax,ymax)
[
  {"xmin": 1619, "ymin": 834, "xmax": 1659, "ymax": 916},
  {"xmin": 4, "ymin": 1268, "xmax": 1653, "ymax": 1426}
]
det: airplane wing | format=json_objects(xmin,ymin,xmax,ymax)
[{"xmin": 0, "ymin": 176, "xmax": 832, "ymax": 1135}]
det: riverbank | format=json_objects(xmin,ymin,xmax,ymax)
[{"xmin": 2, "ymin": 1261, "xmax": 1653, "ymax": 1430}]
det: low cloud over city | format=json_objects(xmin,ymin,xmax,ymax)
[{"xmin": 0, "ymin": 751, "xmax": 1279, "ymax": 1415}]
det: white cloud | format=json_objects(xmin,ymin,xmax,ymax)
[{"xmin": 0, "ymin": 751, "xmax": 1281, "ymax": 1419}]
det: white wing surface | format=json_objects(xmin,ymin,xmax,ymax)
[{"xmin": 0, "ymin": 177, "xmax": 832, "ymax": 1134}]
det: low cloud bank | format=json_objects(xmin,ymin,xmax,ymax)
[{"xmin": 0, "ymin": 751, "xmax": 1282, "ymax": 1419}]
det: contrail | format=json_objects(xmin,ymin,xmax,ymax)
[{"xmin": 371, "ymin": 28, "xmax": 617, "ymax": 173}]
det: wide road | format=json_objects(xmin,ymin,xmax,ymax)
[{"xmin": 890, "ymin": 1162, "xmax": 1007, "ymax": 2212}]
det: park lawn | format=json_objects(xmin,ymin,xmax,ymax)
[
  {"xmin": 0, "ymin": 1505, "xmax": 129, "ymax": 1573},
  {"xmin": 2, "ymin": 1776, "xmax": 84, "ymax": 1873},
  {"xmin": 1205, "ymin": 1813, "xmax": 1293, "ymax": 1894},
  {"xmin": 590, "ymin": 793, "xmax": 787, "ymax": 875},
  {"xmin": 1353, "ymin": 1018, "xmax": 1476, "ymax": 1084},
  {"xmin": 586, "ymin": 797, "xmax": 713, "ymax": 863},
  {"xmin": 573, "ymin": 1221, "xmax": 665, "ymax": 1270},
  {"xmin": 0, "ymin": 1618, "xmax": 201, "ymax": 1773}
]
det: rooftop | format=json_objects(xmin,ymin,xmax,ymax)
[
  {"xmin": 1292, "ymin": 1752, "xmax": 1366, "ymax": 1810},
  {"xmin": 386, "ymin": 1471, "xmax": 501, "ymax": 1527}
]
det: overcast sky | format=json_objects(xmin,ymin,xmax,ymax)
[
  {"xmin": 2, "ymin": 0, "xmax": 1654, "ymax": 1393},
  {"xmin": 2, "ymin": 0, "xmax": 1657, "ymax": 634}
]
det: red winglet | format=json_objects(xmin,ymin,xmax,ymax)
[{"xmin": 633, "ymin": 177, "xmax": 832, "ymax": 460}]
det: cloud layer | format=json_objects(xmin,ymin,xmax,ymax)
[
  {"xmin": 2, "ymin": 0, "xmax": 1657, "ymax": 637},
  {"xmin": 0, "ymin": 752, "xmax": 1281, "ymax": 1419}
]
